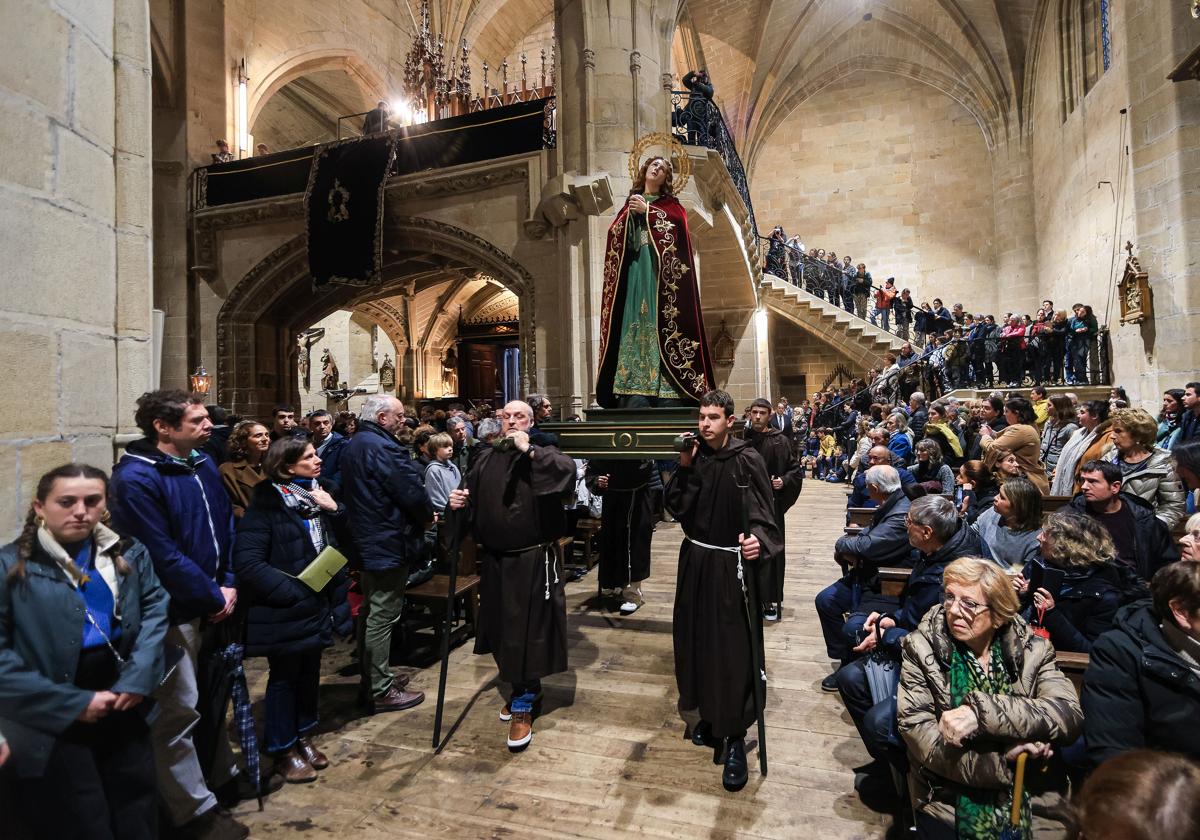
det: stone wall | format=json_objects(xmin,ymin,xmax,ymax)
[
  {"xmin": 0, "ymin": 0, "xmax": 154, "ymax": 542},
  {"xmin": 767, "ymin": 314, "xmax": 861, "ymax": 405},
  {"xmin": 295, "ymin": 310, "xmax": 397, "ymax": 417},
  {"xmin": 1028, "ymin": 0, "xmax": 1200, "ymax": 408},
  {"xmin": 750, "ymin": 71, "xmax": 999, "ymax": 314}
]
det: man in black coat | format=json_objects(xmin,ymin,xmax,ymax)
[
  {"xmin": 362, "ymin": 100, "xmax": 390, "ymax": 134},
  {"xmin": 1083, "ymin": 561, "xmax": 1200, "ymax": 767},
  {"xmin": 817, "ymin": 466, "xmax": 912, "ymax": 691},
  {"xmin": 1070, "ymin": 461, "xmax": 1179, "ymax": 582},
  {"xmin": 744, "ymin": 398, "xmax": 803, "ymax": 621},
  {"xmin": 341, "ymin": 395, "xmax": 429, "ymax": 714},
  {"xmin": 834, "ymin": 496, "xmax": 980, "ymax": 791}
]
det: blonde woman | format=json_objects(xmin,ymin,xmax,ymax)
[{"xmin": 1102, "ymin": 407, "xmax": 1186, "ymax": 529}]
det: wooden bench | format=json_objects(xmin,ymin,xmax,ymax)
[
  {"xmin": 848, "ymin": 507, "xmax": 875, "ymax": 528},
  {"xmin": 1056, "ymin": 650, "xmax": 1090, "ymax": 696},
  {"xmin": 1041, "ymin": 494, "xmax": 1072, "ymax": 513},
  {"xmin": 572, "ymin": 516, "xmax": 602, "ymax": 572},
  {"xmin": 404, "ymin": 535, "xmax": 481, "ymax": 652},
  {"xmin": 878, "ymin": 567, "xmax": 912, "ymax": 598}
]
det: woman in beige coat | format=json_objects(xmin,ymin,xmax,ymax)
[
  {"xmin": 219, "ymin": 420, "xmax": 271, "ymax": 517},
  {"xmin": 897, "ymin": 557, "xmax": 1082, "ymax": 838},
  {"xmin": 980, "ymin": 396, "xmax": 1049, "ymax": 494}
]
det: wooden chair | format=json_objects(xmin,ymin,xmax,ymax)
[
  {"xmin": 404, "ymin": 535, "xmax": 481, "ymax": 652},
  {"xmin": 572, "ymin": 516, "xmax": 602, "ymax": 572}
]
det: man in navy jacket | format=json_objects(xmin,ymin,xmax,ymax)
[
  {"xmin": 341, "ymin": 394, "xmax": 430, "ymax": 714},
  {"xmin": 109, "ymin": 389, "xmax": 254, "ymax": 839}
]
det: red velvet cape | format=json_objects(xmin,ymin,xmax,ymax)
[{"xmin": 595, "ymin": 194, "xmax": 716, "ymax": 407}]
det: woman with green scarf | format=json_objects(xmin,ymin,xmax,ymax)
[
  {"xmin": 897, "ymin": 557, "xmax": 1082, "ymax": 839},
  {"xmin": 923, "ymin": 402, "xmax": 964, "ymax": 469}
]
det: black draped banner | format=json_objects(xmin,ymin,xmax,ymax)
[{"xmin": 304, "ymin": 133, "xmax": 397, "ymax": 287}]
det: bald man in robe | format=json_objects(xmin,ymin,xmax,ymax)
[{"xmin": 448, "ymin": 400, "xmax": 576, "ymax": 751}]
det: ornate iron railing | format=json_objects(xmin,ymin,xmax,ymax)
[{"xmin": 670, "ymin": 91, "xmax": 758, "ymax": 239}]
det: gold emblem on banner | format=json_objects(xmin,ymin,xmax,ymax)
[
  {"xmin": 627, "ymin": 132, "xmax": 690, "ymax": 192},
  {"xmin": 327, "ymin": 179, "xmax": 351, "ymax": 223}
]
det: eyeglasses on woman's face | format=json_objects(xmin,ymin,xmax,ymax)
[{"xmin": 943, "ymin": 592, "xmax": 990, "ymax": 619}]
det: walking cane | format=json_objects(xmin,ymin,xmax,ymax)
[
  {"xmin": 432, "ymin": 489, "xmax": 464, "ymax": 750},
  {"xmin": 735, "ymin": 469, "xmax": 769, "ymax": 777}
]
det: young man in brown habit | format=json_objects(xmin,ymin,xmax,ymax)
[
  {"xmin": 744, "ymin": 397, "xmax": 803, "ymax": 622},
  {"xmin": 448, "ymin": 400, "xmax": 576, "ymax": 751},
  {"xmin": 668, "ymin": 390, "xmax": 781, "ymax": 791}
]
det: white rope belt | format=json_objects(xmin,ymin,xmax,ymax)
[
  {"xmin": 684, "ymin": 536, "xmax": 745, "ymax": 585},
  {"xmin": 495, "ymin": 542, "xmax": 559, "ymax": 601}
]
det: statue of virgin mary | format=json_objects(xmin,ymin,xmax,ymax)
[{"xmin": 595, "ymin": 154, "xmax": 715, "ymax": 408}]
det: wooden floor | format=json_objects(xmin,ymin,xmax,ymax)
[{"xmin": 233, "ymin": 481, "xmax": 888, "ymax": 839}]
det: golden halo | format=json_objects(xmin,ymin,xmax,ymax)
[{"xmin": 628, "ymin": 132, "xmax": 691, "ymax": 192}]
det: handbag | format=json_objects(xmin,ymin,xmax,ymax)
[{"xmin": 863, "ymin": 626, "xmax": 901, "ymax": 705}]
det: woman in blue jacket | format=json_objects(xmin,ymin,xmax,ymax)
[
  {"xmin": 234, "ymin": 437, "xmax": 343, "ymax": 784},
  {"xmin": 0, "ymin": 463, "xmax": 168, "ymax": 840}
]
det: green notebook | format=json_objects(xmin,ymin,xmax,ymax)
[{"xmin": 296, "ymin": 546, "xmax": 349, "ymax": 592}]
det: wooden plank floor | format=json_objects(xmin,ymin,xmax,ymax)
[{"xmin": 232, "ymin": 481, "xmax": 888, "ymax": 838}]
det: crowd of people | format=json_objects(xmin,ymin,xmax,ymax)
[
  {"xmin": 2, "ymin": 378, "xmax": 1200, "ymax": 839},
  {"xmin": 763, "ymin": 228, "xmax": 1107, "ymax": 392},
  {"xmin": 800, "ymin": 374, "xmax": 1200, "ymax": 836}
]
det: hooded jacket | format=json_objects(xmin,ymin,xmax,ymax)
[
  {"xmin": 1022, "ymin": 561, "xmax": 1139, "ymax": 654},
  {"xmin": 898, "ymin": 607, "xmax": 1082, "ymax": 828},
  {"xmin": 879, "ymin": 521, "xmax": 982, "ymax": 651},
  {"xmin": 1083, "ymin": 602, "xmax": 1200, "ymax": 766},
  {"xmin": 109, "ymin": 438, "xmax": 236, "ymax": 624},
  {"xmin": 1068, "ymin": 493, "xmax": 1178, "ymax": 582},
  {"xmin": 340, "ymin": 420, "xmax": 432, "ymax": 572}
]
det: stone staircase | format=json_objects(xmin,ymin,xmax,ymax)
[{"xmin": 758, "ymin": 273, "xmax": 906, "ymax": 368}]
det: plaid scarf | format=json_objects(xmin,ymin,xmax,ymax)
[
  {"xmin": 949, "ymin": 638, "xmax": 1032, "ymax": 840},
  {"xmin": 276, "ymin": 481, "xmax": 327, "ymax": 553}
]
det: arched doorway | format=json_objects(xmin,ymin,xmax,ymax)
[{"xmin": 216, "ymin": 216, "xmax": 534, "ymax": 419}]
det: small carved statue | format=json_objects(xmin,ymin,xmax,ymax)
[
  {"xmin": 440, "ymin": 346, "xmax": 458, "ymax": 394},
  {"xmin": 379, "ymin": 353, "xmax": 396, "ymax": 392},
  {"xmin": 320, "ymin": 349, "xmax": 340, "ymax": 392}
]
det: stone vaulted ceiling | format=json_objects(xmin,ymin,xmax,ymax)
[{"xmin": 678, "ymin": 0, "xmax": 1041, "ymax": 165}]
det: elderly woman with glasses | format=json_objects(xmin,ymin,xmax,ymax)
[{"xmin": 898, "ymin": 556, "xmax": 1083, "ymax": 839}]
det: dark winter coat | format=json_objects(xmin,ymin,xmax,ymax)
[
  {"xmin": 877, "ymin": 521, "xmax": 981, "ymax": 651},
  {"xmin": 233, "ymin": 481, "xmax": 343, "ymax": 657},
  {"xmin": 1083, "ymin": 602, "xmax": 1200, "ymax": 766},
  {"xmin": 314, "ymin": 431, "xmax": 348, "ymax": 488},
  {"xmin": 109, "ymin": 438, "xmax": 236, "ymax": 624},
  {"xmin": 835, "ymin": 489, "xmax": 912, "ymax": 572},
  {"xmin": 1068, "ymin": 493, "xmax": 1179, "ymax": 582},
  {"xmin": 1022, "ymin": 562, "xmax": 1136, "ymax": 654},
  {"xmin": 0, "ymin": 532, "xmax": 169, "ymax": 777},
  {"xmin": 340, "ymin": 420, "xmax": 432, "ymax": 572}
]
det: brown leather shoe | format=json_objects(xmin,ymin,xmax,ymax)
[
  {"xmin": 507, "ymin": 711, "xmax": 533, "ymax": 751},
  {"xmin": 297, "ymin": 736, "xmax": 329, "ymax": 770},
  {"xmin": 276, "ymin": 747, "xmax": 317, "ymax": 784},
  {"xmin": 372, "ymin": 686, "xmax": 425, "ymax": 713}
]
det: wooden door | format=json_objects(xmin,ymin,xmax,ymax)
[{"xmin": 462, "ymin": 343, "xmax": 499, "ymax": 404}]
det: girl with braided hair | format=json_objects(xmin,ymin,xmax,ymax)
[{"xmin": 0, "ymin": 463, "xmax": 169, "ymax": 839}]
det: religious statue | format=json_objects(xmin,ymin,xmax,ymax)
[
  {"xmin": 595, "ymin": 147, "xmax": 715, "ymax": 407},
  {"xmin": 440, "ymin": 346, "xmax": 459, "ymax": 395},
  {"xmin": 320, "ymin": 348, "xmax": 340, "ymax": 391},
  {"xmin": 298, "ymin": 339, "xmax": 310, "ymax": 387},
  {"xmin": 379, "ymin": 352, "xmax": 396, "ymax": 392}
]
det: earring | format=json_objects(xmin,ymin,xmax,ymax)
[{"xmin": 34, "ymin": 515, "xmax": 45, "ymax": 528}]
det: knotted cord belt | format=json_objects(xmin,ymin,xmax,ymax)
[
  {"xmin": 497, "ymin": 541, "xmax": 559, "ymax": 600},
  {"xmin": 684, "ymin": 536, "xmax": 745, "ymax": 588}
]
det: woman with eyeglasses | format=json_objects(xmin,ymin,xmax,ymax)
[
  {"xmin": 898, "ymin": 556, "xmax": 1083, "ymax": 839},
  {"xmin": 0, "ymin": 463, "xmax": 169, "ymax": 839}
]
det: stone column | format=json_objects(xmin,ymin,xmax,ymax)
[
  {"xmin": 552, "ymin": 0, "xmax": 679, "ymax": 408},
  {"xmin": 991, "ymin": 138, "xmax": 1039, "ymax": 313}
]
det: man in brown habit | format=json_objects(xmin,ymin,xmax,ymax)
[
  {"xmin": 668, "ymin": 389, "xmax": 781, "ymax": 791},
  {"xmin": 744, "ymin": 398, "xmax": 803, "ymax": 622},
  {"xmin": 447, "ymin": 400, "xmax": 576, "ymax": 751}
]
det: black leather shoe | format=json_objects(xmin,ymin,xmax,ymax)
[
  {"xmin": 214, "ymin": 770, "xmax": 284, "ymax": 807},
  {"xmin": 690, "ymin": 720, "xmax": 719, "ymax": 748},
  {"xmin": 821, "ymin": 671, "xmax": 841, "ymax": 692},
  {"xmin": 721, "ymin": 738, "xmax": 748, "ymax": 792}
]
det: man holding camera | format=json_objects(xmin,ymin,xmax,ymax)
[
  {"xmin": 448, "ymin": 400, "xmax": 576, "ymax": 752},
  {"xmin": 668, "ymin": 390, "xmax": 780, "ymax": 792}
]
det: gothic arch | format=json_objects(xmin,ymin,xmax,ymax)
[
  {"xmin": 215, "ymin": 216, "xmax": 535, "ymax": 416},
  {"xmin": 248, "ymin": 48, "xmax": 386, "ymax": 128}
]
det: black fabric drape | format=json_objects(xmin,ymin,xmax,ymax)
[{"xmin": 304, "ymin": 133, "xmax": 397, "ymax": 287}]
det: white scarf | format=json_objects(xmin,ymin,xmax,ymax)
[
  {"xmin": 1050, "ymin": 426, "xmax": 1097, "ymax": 495},
  {"xmin": 37, "ymin": 522, "xmax": 122, "ymax": 614}
]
